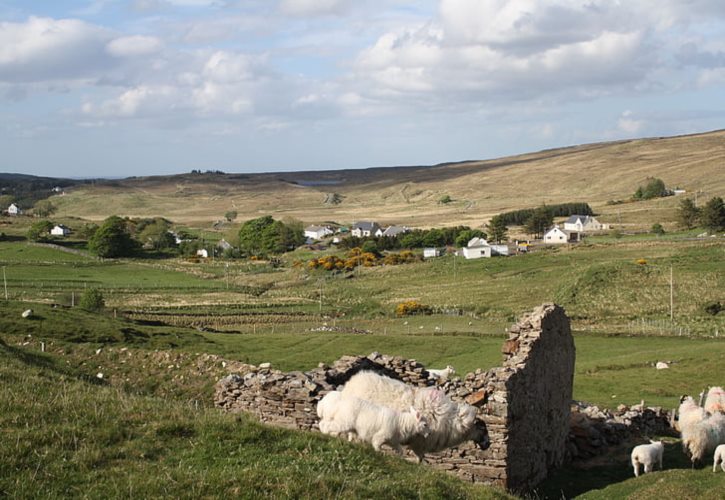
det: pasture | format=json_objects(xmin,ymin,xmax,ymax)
[{"xmin": 0, "ymin": 232, "xmax": 723, "ymax": 498}]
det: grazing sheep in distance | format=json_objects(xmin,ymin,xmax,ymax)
[
  {"xmin": 427, "ymin": 365, "xmax": 456, "ymax": 381},
  {"xmin": 21, "ymin": 309, "xmax": 33, "ymax": 319},
  {"xmin": 341, "ymin": 370, "xmax": 488, "ymax": 462},
  {"xmin": 704, "ymin": 386, "xmax": 725, "ymax": 414},
  {"xmin": 318, "ymin": 393, "xmax": 430, "ymax": 454},
  {"xmin": 681, "ymin": 412, "xmax": 725, "ymax": 465},
  {"xmin": 631, "ymin": 440, "xmax": 664, "ymax": 477},
  {"xmin": 714, "ymin": 444, "xmax": 725, "ymax": 472}
]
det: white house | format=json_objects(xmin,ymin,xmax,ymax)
[
  {"xmin": 543, "ymin": 226, "xmax": 570, "ymax": 244},
  {"xmin": 196, "ymin": 249, "xmax": 209, "ymax": 258},
  {"xmin": 462, "ymin": 237, "xmax": 492, "ymax": 259},
  {"xmin": 351, "ymin": 221, "xmax": 380, "ymax": 238},
  {"xmin": 50, "ymin": 224, "xmax": 71, "ymax": 237},
  {"xmin": 304, "ymin": 225, "xmax": 334, "ymax": 240},
  {"xmin": 375, "ymin": 225, "xmax": 410, "ymax": 238},
  {"xmin": 563, "ymin": 215, "xmax": 607, "ymax": 233},
  {"xmin": 7, "ymin": 203, "xmax": 20, "ymax": 216},
  {"xmin": 423, "ymin": 247, "xmax": 443, "ymax": 259}
]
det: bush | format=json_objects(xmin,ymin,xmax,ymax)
[
  {"xmin": 79, "ymin": 288, "xmax": 105, "ymax": 312},
  {"xmin": 395, "ymin": 300, "xmax": 431, "ymax": 316},
  {"xmin": 651, "ymin": 223, "xmax": 665, "ymax": 235},
  {"xmin": 704, "ymin": 302, "xmax": 722, "ymax": 316}
]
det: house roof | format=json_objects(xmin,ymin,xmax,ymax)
[
  {"xmin": 305, "ymin": 225, "xmax": 327, "ymax": 232},
  {"xmin": 382, "ymin": 225, "xmax": 408, "ymax": 236},
  {"xmin": 352, "ymin": 221, "xmax": 378, "ymax": 231},
  {"xmin": 53, "ymin": 224, "xmax": 69, "ymax": 230},
  {"xmin": 564, "ymin": 215, "xmax": 595, "ymax": 224},
  {"xmin": 467, "ymin": 237, "xmax": 489, "ymax": 248}
]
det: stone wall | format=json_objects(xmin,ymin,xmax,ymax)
[{"xmin": 214, "ymin": 303, "xmax": 576, "ymax": 491}]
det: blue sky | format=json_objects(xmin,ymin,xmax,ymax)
[{"xmin": 2, "ymin": 0, "xmax": 725, "ymax": 178}]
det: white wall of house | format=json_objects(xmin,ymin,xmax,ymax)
[
  {"xmin": 544, "ymin": 227, "xmax": 569, "ymax": 244},
  {"xmin": 50, "ymin": 225, "xmax": 70, "ymax": 236},
  {"xmin": 423, "ymin": 247, "xmax": 441, "ymax": 258},
  {"xmin": 462, "ymin": 245, "xmax": 491, "ymax": 259}
]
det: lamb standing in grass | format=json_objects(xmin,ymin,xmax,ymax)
[
  {"xmin": 341, "ymin": 370, "xmax": 488, "ymax": 462},
  {"xmin": 631, "ymin": 440, "xmax": 664, "ymax": 477},
  {"xmin": 714, "ymin": 444, "xmax": 725, "ymax": 472},
  {"xmin": 318, "ymin": 393, "xmax": 430, "ymax": 454},
  {"xmin": 704, "ymin": 386, "xmax": 725, "ymax": 414}
]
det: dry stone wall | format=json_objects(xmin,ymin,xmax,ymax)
[{"xmin": 214, "ymin": 303, "xmax": 576, "ymax": 491}]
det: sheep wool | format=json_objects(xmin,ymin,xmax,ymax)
[
  {"xmin": 704, "ymin": 387, "xmax": 725, "ymax": 414},
  {"xmin": 631, "ymin": 440, "xmax": 664, "ymax": 477},
  {"xmin": 714, "ymin": 444, "xmax": 725, "ymax": 473}
]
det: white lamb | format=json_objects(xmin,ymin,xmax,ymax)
[
  {"xmin": 714, "ymin": 444, "xmax": 725, "ymax": 472},
  {"xmin": 427, "ymin": 365, "xmax": 456, "ymax": 381},
  {"xmin": 704, "ymin": 386, "xmax": 725, "ymax": 414},
  {"xmin": 319, "ymin": 393, "xmax": 430, "ymax": 454},
  {"xmin": 630, "ymin": 440, "xmax": 664, "ymax": 477},
  {"xmin": 340, "ymin": 370, "xmax": 487, "ymax": 462},
  {"xmin": 317, "ymin": 391, "xmax": 348, "ymax": 437},
  {"xmin": 681, "ymin": 412, "xmax": 725, "ymax": 464},
  {"xmin": 676, "ymin": 395, "xmax": 707, "ymax": 433}
]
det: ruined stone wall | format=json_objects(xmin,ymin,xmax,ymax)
[{"xmin": 214, "ymin": 303, "xmax": 576, "ymax": 491}]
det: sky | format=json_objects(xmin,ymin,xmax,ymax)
[{"xmin": 2, "ymin": 0, "xmax": 725, "ymax": 178}]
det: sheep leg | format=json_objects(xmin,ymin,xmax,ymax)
[
  {"xmin": 644, "ymin": 463, "xmax": 652, "ymax": 474},
  {"xmin": 632, "ymin": 461, "xmax": 640, "ymax": 477},
  {"xmin": 371, "ymin": 434, "xmax": 385, "ymax": 452}
]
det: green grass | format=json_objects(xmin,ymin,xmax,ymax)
[{"xmin": 0, "ymin": 339, "xmax": 511, "ymax": 499}]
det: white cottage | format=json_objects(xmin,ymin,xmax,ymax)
[
  {"xmin": 7, "ymin": 203, "xmax": 20, "ymax": 216},
  {"xmin": 304, "ymin": 225, "xmax": 334, "ymax": 240},
  {"xmin": 543, "ymin": 226, "xmax": 570, "ymax": 244},
  {"xmin": 351, "ymin": 221, "xmax": 380, "ymax": 238},
  {"xmin": 462, "ymin": 237, "xmax": 492, "ymax": 259},
  {"xmin": 50, "ymin": 224, "xmax": 71, "ymax": 237},
  {"xmin": 423, "ymin": 247, "xmax": 443, "ymax": 259},
  {"xmin": 375, "ymin": 225, "xmax": 410, "ymax": 238},
  {"xmin": 563, "ymin": 215, "xmax": 607, "ymax": 233}
]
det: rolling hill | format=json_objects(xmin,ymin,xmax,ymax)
[{"xmin": 31, "ymin": 129, "xmax": 725, "ymax": 229}]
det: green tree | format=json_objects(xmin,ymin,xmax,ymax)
[
  {"xmin": 676, "ymin": 198, "xmax": 700, "ymax": 229},
  {"xmin": 137, "ymin": 219, "xmax": 176, "ymax": 251},
  {"xmin": 79, "ymin": 288, "xmax": 105, "ymax": 312},
  {"xmin": 78, "ymin": 222, "xmax": 99, "ymax": 240},
  {"xmin": 454, "ymin": 229, "xmax": 486, "ymax": 247},
  {"xmin": 224, "ymin": 210, "xmax": 238, "ymax": 222},
  {"xmin": 27, "ymin": 220, "xmax": 54, "ymax": 242},
  {"xmin": 439, "ymin": 195, "xmax": 452, "ymax": 204},
  {"xmin": 700, "ymin": 196, "xmax": 725, "ymax": 232},
  {"xmin": 88, "ymin": 216, "xmax": 139, "ymax": 258},
  {"xmin": 238, "ymin": 216, "xmax": 304, "ymax": 257},
  {"xmin": 487, "ymin": 215, "xmax": 508, "ymax": 243},
  {"xmin": 33, "ymin": 199, "xmax": 56, "ymax": 218},
  {"xmin": 525, "ymin": 206, "xmax": 554, "ymax": 238},
  {"xmin": 633, "ymin": 177, "xmax": 668, "ymax": 200},
  {"xmin": 651, "ymin": 223, "xmax": 665, "ymax": 235}
]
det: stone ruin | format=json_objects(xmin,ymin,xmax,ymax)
[{"xmin": 215, "ymin": 303, "xmax": 580, "ymax": 491}]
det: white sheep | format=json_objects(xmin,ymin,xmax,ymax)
[
  {"xmin": 427, "ymin": 365, "xmax": 456, "ymax": 381},
  {"xmin": 704, "ymin": 386, "xmax": 725, "ymax": 414},
  {"xmin": 714, "ymin": 444, "xmax": 725, "ymax": 472},
  {"xmin": 681, "ymin": 412, "xmax": 725, "ymax": 464},
  {"xmin": 340, "ymin": 370, "xmax": 487, "ymax": 462},
  {"xmin": 631, "ymin": 440, "xmax": 664, "ymax": 477},
  {"xmin": 676, "ymin": 395, "xmax": 706, "ymax": 433},
  {"xmin": 319, "ymin": 393, "xmax": 430, "ymax": 454},
  {"xmin": 317, "ymin": 391, "xmax": 347, "ymax": 437}
]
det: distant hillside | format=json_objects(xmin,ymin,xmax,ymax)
[{"xmin": 38, "ymin": 129, "xmax": 725, "ymax": 229}]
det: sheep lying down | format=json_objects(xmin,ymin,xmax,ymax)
[
  {"xmin": 631, "ymin": 440, "xmax": 664, "ymax": 477},
  {"xmin": 339, "ymin": 371, "xmax": 489, "ymax": 462},
  {"xmin": 317, "ymin": 391, "xmax": 430, "ymax": 454}
]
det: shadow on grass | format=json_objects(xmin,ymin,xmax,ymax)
[
  {"xmin": 0, "ymin": 336, "xmax": 105, "ymax": 386},
  {"xmin": 534, "ymin": 440, "xmax": 703, "ymax": 499}
]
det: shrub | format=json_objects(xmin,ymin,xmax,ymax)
[
  {"xmin": 79, "ymin": 288, "xmax": 105, "ymax": 312},
  {"xmin": 395, "ymin": 300, "xmax": 431, "ymax": 316},
  {"xmin": 704, "ymin": 302, "xmax": 722, "ymax": 316},
  {"xmin": 651, "ymin": 223, "xmax": 665, "ymax": 235}
]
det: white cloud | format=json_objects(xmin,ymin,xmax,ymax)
[
  {"xmin": 279, "ymin": 0, "xmax": 352, "ymax": 17},
  {"xmin": 618, "ymin": 110, "xmax": 645, "ymax": 134},
  {"xmin": 107, "ymin": 35, "xmax": 164, "ymax": 57},
  {"xmin": 0, "ymin": 16, "xmax": 112, "ymax": 83}
]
